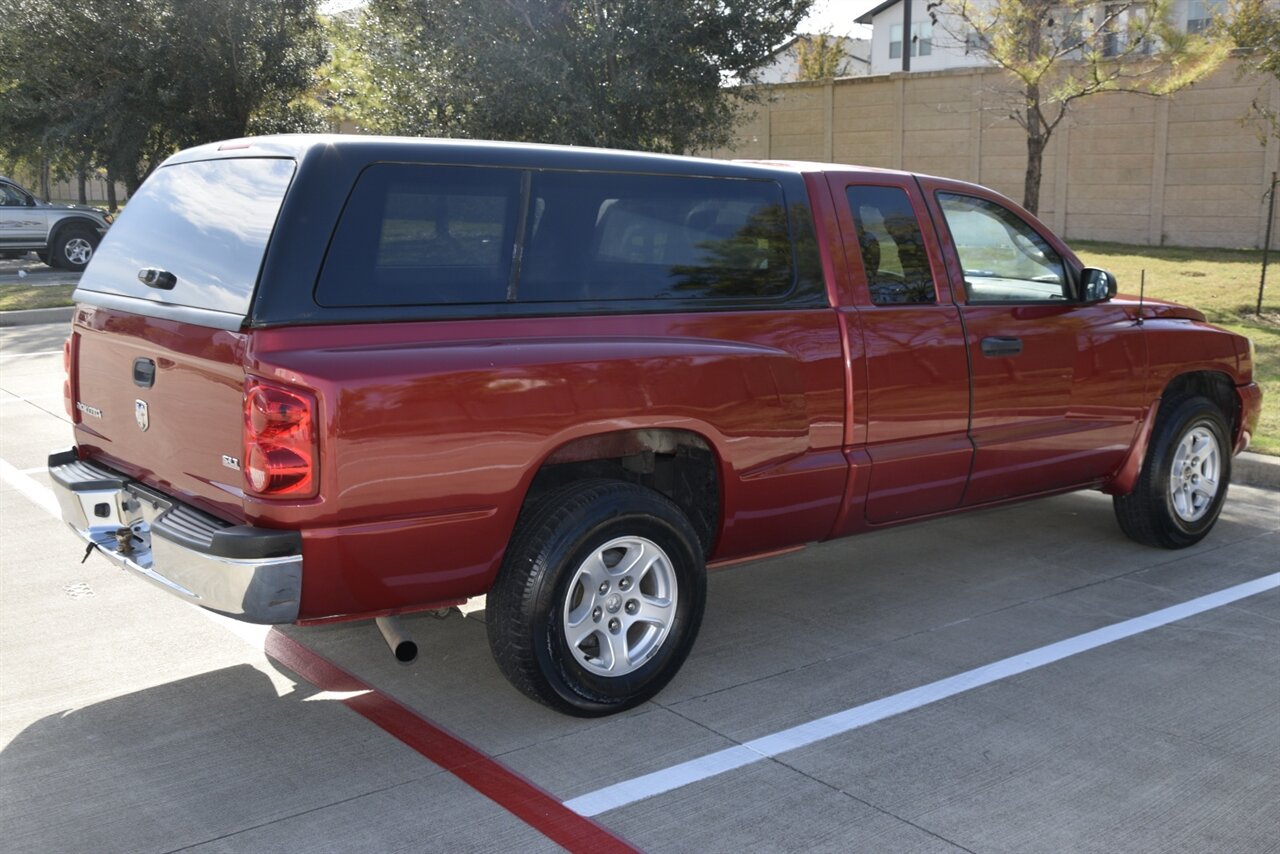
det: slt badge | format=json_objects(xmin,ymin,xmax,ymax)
[{"xmin": 135, "ymin": 399, "xmax": 149, "ymax": 432}]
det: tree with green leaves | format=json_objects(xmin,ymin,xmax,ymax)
[
  {"xmin": 0, "ymin": 0, "xmax": 327, "ymax": 196},
  {"xmin": 926, "ymin": 0, "xmax": 1227, "ymax": 215},
  {"xmin": 327, "ymin": 0, "xmax": 814, "ymax": 153},
  {"xmin": 323, "ymin": 6, "xmax": 453, "ymax": 137},
  {"xmin": 1227, "ymin": 0, "xmax": 1280, "ymax": 134},
  {"xmin": 795, "ymin": 31, "xmax": 852, "ymax": 81}
]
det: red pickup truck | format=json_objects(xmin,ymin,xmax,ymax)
[{"xmin": 49, "ymin": 136, "xmax": 1261, "ymax": 715}]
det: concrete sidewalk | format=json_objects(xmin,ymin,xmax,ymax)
[{"xmin": 0, "ymin": 306, "xmax": 74, "ymax": 328}]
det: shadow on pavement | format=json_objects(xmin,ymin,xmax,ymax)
[{"xmin": 0, "ymin": 663, "xmax": 436, "ymax": 853}]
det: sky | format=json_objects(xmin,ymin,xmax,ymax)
[
  {"xmin": 320, "ymin": 1, "xmax": 880, "ymax": 38},
  {"xmin": 801, "ymin": 0, "xmax": 879, "ymax": 37}
]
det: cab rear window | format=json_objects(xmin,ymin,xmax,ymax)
[{"xmin": 77, "ymin": 158, "xmax": 296, "ymax": 316}]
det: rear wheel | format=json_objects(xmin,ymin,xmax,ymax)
[
  {"xmin": 1114, "ymin": 395, "xmax": 1231, "ymax": 549},
  {"xmin": 487, "ymin": 479, "xmax": 706, "ymax": 716}
]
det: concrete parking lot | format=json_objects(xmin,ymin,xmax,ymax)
[{"xmin": 2, "ymin": 319, "xmax": 1277, "ymax": 853}]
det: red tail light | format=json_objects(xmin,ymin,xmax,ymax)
[{"xmin": 243, "ymin": 379, "xmax": 318, "ymax": 498}]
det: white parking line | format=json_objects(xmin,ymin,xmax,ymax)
[
  {"xmin": 565, "ymin": 570, "xmax": 1280, "ymax": 817},
  {"xmin": 0, "ymin": 456, "xmax": 61, "ymax": 517}
]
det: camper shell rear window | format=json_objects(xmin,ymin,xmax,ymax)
[
  {"xmin": 316, "ymin": 164, "xmax": 802, "ymax": 310},
  {"xmin": 77, "ymin": 158, "xmax": 296, "ymax": 318}
]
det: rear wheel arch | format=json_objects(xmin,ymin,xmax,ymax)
[{"xmin": 519, "ymin": 428, "xmax": 724, "ymax": 558}]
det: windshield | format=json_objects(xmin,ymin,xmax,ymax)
[{"xmin": 77, "ymin": 158, "xmax": 296, "ymax": 317}]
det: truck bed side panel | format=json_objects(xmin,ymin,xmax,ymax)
[{"xmin": 245, "ymin": 311, "xmax": 846, "ymax": 620}]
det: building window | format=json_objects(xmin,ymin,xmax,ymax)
[
  {"xmin": 1057, "ymin": 9, "xmax": 1085, "ymax": 52},
  {"xmin": 890, "ymin": 21, "xmax": 933, "ymax": 60},
  {"xmin": 1187, "ymin": 0, "xmax": 1224, "ymax": 34},
  {"xmin": 1102, "ymin": 3, "xmax": 1124, "ymax": 56},
  {"xmin": 1102, "ymin": 3, "xmax": 1152, "ymax": 57},
  {"xmin": 916, "ymin": 21, "xmax": 933, "ymax": 56},
  {"xmin": 965, "ymin": 29, "xmax": 989, "ymax": 55}
]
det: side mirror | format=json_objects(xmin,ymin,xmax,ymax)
[{"xmin": 1081, "ymin": 267, "xmax": 1117, "ymax": 303}]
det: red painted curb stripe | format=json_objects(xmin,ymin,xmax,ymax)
[{"xmin": 264, "ymin": 629, "xmax": 639, "ymax": 854}]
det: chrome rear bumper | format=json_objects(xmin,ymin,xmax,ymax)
[{"xmin": 47, "ymin": 450, "xmax": 302, "ymax": 623}]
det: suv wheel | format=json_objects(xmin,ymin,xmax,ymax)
[
  {"xmin": 487, "ymin": 479, "xmax": 706, "ymax": 716},
  {"xmin": 51, "ymin": 226, "xmax": 98, "ymax": 272}
]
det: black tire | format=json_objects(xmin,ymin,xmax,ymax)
[
  {"xmin": 1113, "ymin": 395, "xmax": 1232, "ymax": 549},
  {"xmin": 50, "ymin": 225, "xmax": 98, "ymax": 272},
  {"xmin": 487, "ymin": 479, "xmax": 706, "ymax": 716}
]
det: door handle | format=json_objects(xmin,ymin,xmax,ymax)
[
  {"xmin": 981, "ymin": 336, "xmax": 1022, "ymax": 357},
  {"xmin": 132, "ymin": 357, "xmax": 156, "ymax": 388}
]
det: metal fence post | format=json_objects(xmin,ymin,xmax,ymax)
[{"xmin": 1261, "ymin": 171, "xmax": 1277, "ymax": 317}]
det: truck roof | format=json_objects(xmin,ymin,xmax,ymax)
[{"xmin": 161, "ymin": 134, "xmax": 911, "ymax": 183}]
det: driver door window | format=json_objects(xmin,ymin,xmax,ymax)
[
  {"xmin": 1, "ymin": 184, "xmax": 30, "ymax": 206},
  {"xmin": 937, "ymin": 193, "xmax": 1068, "ymax": 302}
]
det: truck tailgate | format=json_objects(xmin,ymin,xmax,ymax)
[{"xmin": 71, "ymin": 306, "xmax": 249, "ymax": 523}]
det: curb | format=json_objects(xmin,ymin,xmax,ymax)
[
  {"xmin": 1234, "ymin": 451, "xmax": 1280, "ymax": 491},
  {"xmin": 0, "ymin": 306, "xmax": 75, "ymax": 328}
]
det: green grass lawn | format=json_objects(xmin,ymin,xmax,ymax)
[
  {"xmin": 1072, "ymin": 241, "xmax": 1279, "ymax": 455},
  {"xmin": 0, "ymin": 285, "xmax": 76, "ymax": 311}
]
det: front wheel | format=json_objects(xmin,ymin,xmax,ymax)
[
  {"xmin": 1114, "ymin": 395, "xmax": 1232, "ymax": 549},
  {"xmin": 51, "ymin": 226, "xmax": 98, "ymax": 272},
  {"xmin": 487, "ymin": 479, "xmax": 706, "ymax": 716}
]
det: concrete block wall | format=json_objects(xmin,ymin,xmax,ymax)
[{"xmin": 712, "ymin": 58, "xmax": 1279, "ymax": 249}]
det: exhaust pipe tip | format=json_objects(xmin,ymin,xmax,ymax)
[
  {"xmin": 375, "ymin": 616, "xmax": 418, "ymax": 664},
  {"xmin": 392, "ymin": 639, "xmax": 418, "ymax": 663}
]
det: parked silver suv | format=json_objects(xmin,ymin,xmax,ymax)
[{"xmin": 0, "ymin": 176, "xmax": 112, "ymax": 272}]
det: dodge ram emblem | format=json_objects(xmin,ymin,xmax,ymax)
[{"xmin": 135, "ymin": 399, "xmax": 149, "ymax": 432}]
